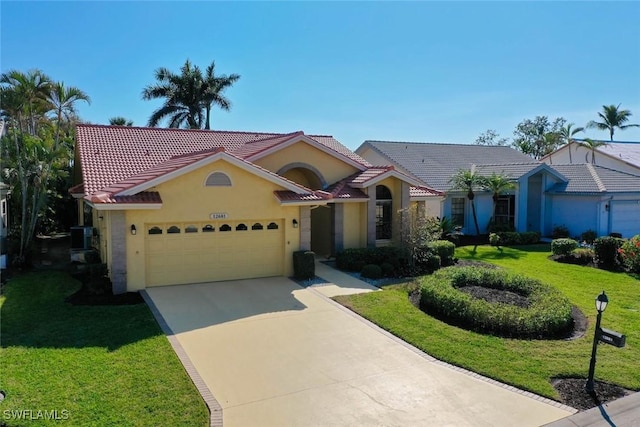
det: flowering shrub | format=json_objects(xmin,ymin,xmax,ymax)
[{"xmin": 619, "ymin": 235, "xmax": 640, "ymax": 274}]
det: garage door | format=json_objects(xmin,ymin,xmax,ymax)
[
  {"xmin": 145, "ymin": 220, "xmax": 284, "ymax": 287},
  {"xmin": 611, "ymin": 201, "xmax": 640, "ymax": 238}
]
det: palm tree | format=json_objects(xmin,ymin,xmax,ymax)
[
  {"xmin": 47, "ymin": 82, "xmax": 91, "ymax": 149},
  {"xmin": 577, "ymin": 138, "xmax": 608, "ymax": 164},
  {"xmin": 587, "ymin": 104, "xmax": 640, "ymax": 141},
  {"xmin": 201, "ymin": 61, "xmax": 240, "ymax": 130},
  {"xmin": 142, "ymin": 59, "xmax": 240, "ymax": 129},
  {"xmin": 558, "ymin": 123, "xmax": 584, "ymax": 163},
  {"xmin": 109, "ymin": 116, "xmax": 134, "ymax": 126},
  {"xmin": 481, "ymin": 172, "xmax": 515, "ymax": 228},
  {"xmin": 449, "ymin": 169, "xmax": 483, "ymax": 236},
  {"xmin": 0, "ymin": 69, "xmax": 52, "ymax": 135}
]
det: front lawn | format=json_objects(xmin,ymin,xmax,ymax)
[
  {"xmin": 334, "ymin": 244, "xmax": 640, "ymax": 400},
  {"xmin": 0, "ymin": 271, "xmax": 209, "ymax": 426}
]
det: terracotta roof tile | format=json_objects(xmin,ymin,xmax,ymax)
[
  {"xmin": 76, "ymin": 125, "xmax": 370, "ymax": 198},
  {"xmin": 410, "ymin": 186, "xmax": 444, "ymax": 197},
  {"xmin": 274, "ymin": 190, "xmax": 331, "ymax": 203},
  {"xmin": 86, "ymin": 191, "xmax": 162, "ymax": 204}
]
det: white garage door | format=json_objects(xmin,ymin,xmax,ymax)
[
  {"xmin": 145, "ymin": 220, "xmax": 284, "ymax": 287},
  {"xmin": 611, "ymin": 202, "xmax": 640, "ymax": 238}
]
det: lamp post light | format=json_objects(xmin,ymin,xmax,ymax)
[{"xmin": 586, "ymin": 291, "xmax": 609, "ymax": 393}]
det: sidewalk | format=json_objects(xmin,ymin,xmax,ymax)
[
  {"xmin": 310, "ymin": 260, "xmax": 380, "ymax": 297},
  {"xmin": 544, "ymin": 392, "xmax": 640, "ymax": 427}
]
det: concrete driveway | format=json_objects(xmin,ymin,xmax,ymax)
[{"xmin": 145, "ymin": 274, "xmax": 574, "ymax": 427}]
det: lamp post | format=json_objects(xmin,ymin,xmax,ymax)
[{"xmin": 586, "ymin": 291, "xmax": 609, "ymax": 393}]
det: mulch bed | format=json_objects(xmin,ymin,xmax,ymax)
[
  {"xmin": 551, "ymin": 378, "xmax": 634, "ymax": 411},
  {"xmin": 459, "ymin": 286, "xmax": 530, "ymax": 308},
  {"xmin": 65, "ymin": 287, "xmax": 144, "ymax": 306}
]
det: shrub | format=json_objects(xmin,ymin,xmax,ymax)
[
  {"xmin": 552, "ymin": 225, "xmax": 570, "ymax": 239},
  {"xmin": 581, "ymin": 229, "xmax": 597, "ymax": 244},
  {"xmin": 551, "ymin": 238, "xmax": 579, "ymax": 256},
  {"xmin": 572, "ymin": 248, "xmax": 595, "ymax": 266},
  {"xmin": 491, "ymin": 231, "xmax": 540, "ymax": 246},
  {"xmin": 380, "ymin": 262, "xmax": 396, "ymax": 277},
  {"xmin": 593, "ymin": 236, "xmax": 624, "ymax": 270},
  {"xmin": 520, "ymin": 231, "xmax": 541, "ymax": 244},
  {"xmin": 619, "ymin": 235, "xmax": 640, "ymax": 274},
  {"xmin": 489, "ymin": 233, "xmax": 500, "ymax": 247},
  {"xmin": 428, "ymin": 240, "xmax": 455, "ymax": 266},
  {"xmin": 293, "ymin": 250, "xmax": 315, "ymax": 280},
  {"xmin": 414, "ymin": 246, "xmax": 441, "ymax": 272},
  {"xmin": 419, "ymin": 267, "xmax": 573, "ymax": 338},
  {"xmin": 361, "ymin": 264, "xmax": 382, "ymax": 279},
  {"xmin": 336, "ymin": 247, "xmax": 403, "ymax": 272}
]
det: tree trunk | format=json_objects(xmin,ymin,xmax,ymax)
[{"xmin": 470, "ymin": 198, "xmax": 480, "ymax": 236}]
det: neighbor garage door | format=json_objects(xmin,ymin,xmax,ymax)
[
  {"xmin": 611, "ymin": 201, "xmax": 640, "ymax": 238},
  {"xmin": 145, "ymin": 220, "xmax": 284, "ymax": 287}
]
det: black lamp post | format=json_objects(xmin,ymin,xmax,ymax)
[{"xmin": 586, "ymin": 291, "xmax": 609, "ymax": 393}]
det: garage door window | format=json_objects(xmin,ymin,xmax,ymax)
[
  {"xmin": 267, "ymin": 222, "xmax": 279, "ymax": 230},
  {"xmin": 202, "ymin": 224, "xmax": 215, "ymax": 232},
  {"xmin": 148, "ymin": 226, "xmax": 163, "ymax": 235},
  {"xmin": 167, "ymin": 226, "xmax": 181, "ymax": 234},
  {"xmin": 252, "ymin": 223, "xmax": 263, "ymax": 230},
  {"xmin": 220, "ymin": 224, "xmax": 232, "ymax": 232},
  {"xmin": 185, "ymin": 225, "xmax": 198, "ymax": 233},
  {"xmin": 236, "ymin": 223, "xmax": 248, "ymax": 231}
]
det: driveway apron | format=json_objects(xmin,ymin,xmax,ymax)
[{"xmin": 145, "ymin": 275, "xmax": 573, "ymax": 426}]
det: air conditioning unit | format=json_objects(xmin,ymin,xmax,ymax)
[{"xmin": 70, "ymin": 226, "xmax": 93, "ymax": 250}]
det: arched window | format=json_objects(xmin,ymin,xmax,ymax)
[
  {"xmin": 202, "ymin": 224, "xmax": 215, "ymax": 232},
  {"xmin": 185, "ymin": 225, "xmax": 198, "ymax": 233},
  {"xmin": 252, "ymin": 223, "xmax": 264, "ymax": 230},
  {"xmin": 219, "ymin": 224, "xmax": 232, "ymax": 232},
  {"xmin": 205, "ymin": 172, "xmax": 231, "ymax": 187},
  {"xmin": 167, "ymin": 225, "xmax": 181, "ymax": 234},
  {"xmin": 376, "ymin": 185, "xmax": 392, "ymax": 240},
  {"xmin": 267, "ymin": 222, "xmax": 279, "ymax": 230},
  {"xmin": 148, "ymin": 226, "xmax": 163, "ymax": 235},
  {"xmin": 236, "ymin": 223, "xmax": 248, "ymax": 231}
]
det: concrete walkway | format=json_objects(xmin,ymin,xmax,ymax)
[
  {"xmin": 144, "ymin": 266, "xmax": 575, "ymax": 427},
  {"xmin": 544, "ymin": 392, "xmax": 640, "ymax": 427}
]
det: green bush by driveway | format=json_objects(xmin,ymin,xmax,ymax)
[{"xmin": 0, "ymin": 271, "xmax": 209, "ymax": 426}]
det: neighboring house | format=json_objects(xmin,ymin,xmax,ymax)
[
  {"xmin": 72, "ymin": 125, "xmax": 441, "ymax": 293},
  {"xmin": 356, "ymin": 140, "xmax": 640, "ymax": 239},
  {"xmin": 543, "ymin": 140, "xmax": 640, "ymax": 175}
]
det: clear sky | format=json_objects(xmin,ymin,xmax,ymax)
[{"xmin": 2, "ymin": 1, "xmax": 639, "ymax": 150}]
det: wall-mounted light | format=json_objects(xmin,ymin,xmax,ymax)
[
  {"xmin": 292, "ymin": 219, "xmax": 299, "ymax": 228},
  {"xmin": 130, "ymin": 224, "xmax": 137, "ymax": 235}
]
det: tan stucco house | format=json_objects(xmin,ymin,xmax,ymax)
[{"xmin": 72, "ymin": 125, "xmax": 442, "ymax": 293}]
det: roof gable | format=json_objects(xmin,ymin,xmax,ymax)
[{"xmin": 548, "ymin": 164, "xmax": 640, "ymax": 194}]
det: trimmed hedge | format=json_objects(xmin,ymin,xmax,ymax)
[
  {"xmin": 428, "ymin": 240, "xmax": 456, "ymax": 266},
  {"xmin": 336, "ymin": 247, "xmax": 403, "ymax": 272},
  {"xmin": 361, "ymin": 264, "xmax": 382, "ymax": 279},
  {"xmin": 619, "ymin": 235, "xmax": 640, "ymax": 274},
  {"xmin": 419, "ymin": 267, "xmax": 573, "ymax": 338},
  {"xmin": 489, "ymin": 231, "xmax": 541, "ymax": 247},
  {"xmin": 551, "ymin": 238, "xmax": 579, "ymax": 256},
  {"xmin": 593, "ymin": 236, "xmax": 624, "ymax": 270},
  {"xmin": 293, "ymin": 250, "xmax": 315, "ymax": 280}
]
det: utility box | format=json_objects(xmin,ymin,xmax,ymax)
[{"xmin": 599, "ymin": 328, "xmax": 626, "ymax": 348}]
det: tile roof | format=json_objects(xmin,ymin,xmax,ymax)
[
  {"xmin": 410, "ymin": 186, "xmax": 444, "ymax": 197},
  {"xmin": 86, "ymin": 191, "xmax": 163, "ymax": 205},
  {"xmin": 324, "ymin": 180, "xmax": 369, "ymax": 201},
  {"xmin": 76, "ymin": 124, "xmax": 370, "ymax": 197},
  {"xmin": 361, "ymin": 141, "xmax": 535, "ymax": 191},
  {"xmin": 595, "ymin": 141, "xmax": 640, "ymax": 168},
  {"xmin": 474, "ymin": 163, "xmax": 546, "ymax": 179},
  {"xmin": 273, "ymin": 190, "xmax": 332, "ymax": 203},
  {"xmin": 548, "ymin": 164, "xmax": 640, "ymax": 194}
]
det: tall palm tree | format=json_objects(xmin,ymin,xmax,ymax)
[
  {"xmin": 481, "ymin": 172, "xmax": 515, "ymax": 228},
  {"xmin": 201, "ymin": 61, "xmax": 240, "ymax": 130},
  {"xmin": 0, "ymin": 69, "xmax": 52, "ymax": 135},
  {"xmin": 47, "ymin": 82, "xmax": 91, "ymax": 149},
  {"xmin": 449, "ymin": 169, "xmax": 483, "ymax": 236},
  {"xmin": 577, "ymin": 138, "xmax": 608, "ymax": 164},
  {"xmin": 558, "ymin": 123, "xmax": 584, "ymax": 163},
  {"xmin": 142, "ymin": 59, "xmax": 240, "ymax": 129},
  {"xmin": 109, "ymin": 116, "xmax": 134, "ymax": 126},
  {"xmin": 587, "ymin": 104, "xmax": 640, "ymax": 141}
]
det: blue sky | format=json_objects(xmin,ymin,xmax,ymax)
[{"xmin": 2, "ymin": 1, "xmax": 639, "ymax": 150}]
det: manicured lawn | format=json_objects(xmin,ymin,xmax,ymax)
[
  {"xmin": 0, "ymin": 271, "xmax": 209, "ymax": 427},
  {"xmin": 334, "ymin": 244, "xmax": 640, "ymax": 400}
]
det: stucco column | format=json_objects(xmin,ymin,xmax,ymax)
[
  {"xmin": 400, "ymin": 182, "xmax": 411, "ymax": 245},
  {"xmin": 367, "ymin": 187, "xmax": 377, "ymax": 247},
  {"xmin": 110, "ymin": 211, "xmax": 127, "ymax": 294},
  {"xmin": 333, "ymin": 203, "xmax": 344, "ymax": 253},
  {"xmin": 300, "ymin": 206, "xmax": 311, "ymax": 251},
  {"xmin": 77, "ymin": 199, "xmax": 84, "ymax": 226}
]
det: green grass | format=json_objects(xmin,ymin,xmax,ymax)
[
  {"xmin": 0, "ymin": 271, "xmax": 209, "ymax": 426},
  {"xmin": 334, "ymin": 244, "xmax": 640, "ymax": 400}
]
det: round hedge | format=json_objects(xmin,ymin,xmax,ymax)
[{"xmin": 419, "ymin": 267, "xmax": 573, "ymax": 338}]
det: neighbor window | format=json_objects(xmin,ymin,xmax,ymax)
[
  {"xmin": 376, "ymin": 185, "xmax": 392, "ymax": 240},
  {"xmin": 451, "ymin": 198, "xmax": 465, "ymax": 227},
  {"xmin": 494, "ymin": 195, "xmax": 515, "ymax": 228}
]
